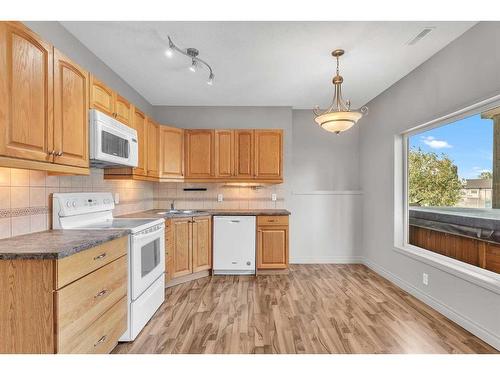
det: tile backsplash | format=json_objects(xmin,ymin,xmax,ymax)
[
  {"xmin": 0, "ymin": 166, "xmax": 286, "ymax": 240},
  {"xmin": 0, "ymin": 167, "xmax": 154, "ymax": 239},
  {"xmin": 154, "ymin": 182, "xmax": 286, "ymax": 210}
]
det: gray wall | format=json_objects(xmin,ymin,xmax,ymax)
[
  {"xmin": 24, "ymin": 21, "xmax": 154, "ymax": 116},
  {"xmin": 359, "ymin": 21, "xmax": 500, "ymax": 348}
]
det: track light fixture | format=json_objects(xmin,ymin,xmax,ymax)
[{"xmin": 165, "ymin": 35, "xmax": 215, "ymax": 85}]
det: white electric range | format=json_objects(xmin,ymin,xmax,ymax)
[{"xmin": 52, "ymin": 192, "xmax": 165, "ymax": 342}]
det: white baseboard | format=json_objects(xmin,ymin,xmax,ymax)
[
  {"xmin": 290, "ymin": 256, "xmax": 364, "ymax": 264},
  {"xmin": 362, "ymin": 257, "xmax": 500, "ymax": 351}
]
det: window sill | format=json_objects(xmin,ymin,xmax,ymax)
[{"xmin": 393, "ymin": 243, "xmax": 500, "ymax": 295}]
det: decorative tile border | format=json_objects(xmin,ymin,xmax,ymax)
[{"xmin": 0, "ymin": 206, "xmax": 49, "ymax": 218}]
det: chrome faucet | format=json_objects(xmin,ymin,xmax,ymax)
[{"xmin": 170, "ymin": 200, "xmax": 175, "ymax": 210}]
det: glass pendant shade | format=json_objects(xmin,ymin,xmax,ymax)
[{"xmin": 314, "ymin": 110, "xmax": 363, "ymax": 133}]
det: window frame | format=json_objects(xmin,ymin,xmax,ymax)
[{"xmin": 395, "ymin": 94, "xmax": 500, "ymax": 294}]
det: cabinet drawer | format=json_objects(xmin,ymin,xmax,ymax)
[
  {"xmin": 58, "ymin": 296, "xmax": 127, "ymax": 354},
  {"xmin": 56, "ymin": 256, "xmax": 127, "ymax": 351},
  {"xmin": 56, "ymin": 236, "xmax": 127, "ymax": 289},
  {"xmin": 257, "ymin": 215, "xmax": 289, "ymax": 226}
]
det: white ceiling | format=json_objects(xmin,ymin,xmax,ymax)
[{"xmin": 60, "ymin": 21, "xmax": 475, "ymax": 108}]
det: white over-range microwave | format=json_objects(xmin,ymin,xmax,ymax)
[{"xmin": 90, "ymin": 109, "xmax": 139, "ymax": 168}]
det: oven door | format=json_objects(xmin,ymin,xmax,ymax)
[
  {"xmin": 130, "ymin": 225, "xmax": 165, "ymax": 300},
  {"xmin": 93, "ymin": 119, "xmax": 138, "ymax": 167}
]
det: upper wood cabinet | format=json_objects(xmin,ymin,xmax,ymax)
[
  {"xmin": 115, "ymin": 95, "xmax": 132, "ymax": 126},
  {"xmin": 215, "ymin": 130, "xmax": 234, "ymax": 178},
  {"xmin": 132, "ymin": 108, "xmax": 147, "ymax": 176},
  {"xmin": 53, "ymin": 49, "xmax": 89, "ymax": 168},
  {"xmin": 234, "ymin": 130, "xmax": 254, "ymax": 178},
  {"xmin": 89, "ymin": 74, "xmax": 132, "ymax": 125},
  {"xmin": 184, "ymin": 130, "xmax": 215, "ymax": 178},
  {"xmin": 0, "ymin": 22, "xmax": 53, "ymax": 163},
  {"xmin": 160, "ymin": 125, "xmax": 184, "ymax": 179},
  {"xmin": 254, "ymin": 130, "xmax": 283, "ymax": 180},
  {"xmin": 146, "ymin": 118, "xmax": 160, "ymax": 178},
  {"xmin": 89, "ymin": 75, "xmax": 114, "ymax": 117}
]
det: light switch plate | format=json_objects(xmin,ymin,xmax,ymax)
[
  {"xmin": 271, "ymin": 193, "xmax": 277, "ymax": 201},
  {"xmin": 217, "ymin": 193, "xmax": 223, "ymax": 202},
  {"xmin": 422, "ymin": 273, "xmax": 429, "ymax": 286},
  {"xmin": 114, "ymin": 193, "xmax": 120, "ymax": 204}
]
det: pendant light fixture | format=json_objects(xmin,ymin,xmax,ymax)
[{"xmin": 313, "ymin": 49, "xmax": 367, "ymax": 134}]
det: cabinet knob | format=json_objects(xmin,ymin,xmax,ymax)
[
  {"xmin": 94, "ymin": 335, "xmax": 107, "ymax": 347},
  {"xmin": 56, "ymin": 151, "xmax": 63, "ymax": 156},
  {"xmin": 48, "ymin": 150, "xmax": 55, "ymax": 155}
]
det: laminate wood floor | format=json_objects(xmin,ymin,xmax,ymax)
[{"xmin": 113, "ymin": 264, "xmax": 498, "ymax": 354}]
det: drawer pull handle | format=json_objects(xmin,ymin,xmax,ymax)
[
  {"xmin": 94, "ymin": 289, "xmax": 108, "ymax": 299},
  {"xmin": 94, "ymin": 335, "xmax": 107, "ymax": 347},
  {"xmin": 268, "ymin": 219, "xmax": 276, "ymax": 222},
  {"xmin": 93, "ymin": 253, "xmax": 107, "ymax": 260}
]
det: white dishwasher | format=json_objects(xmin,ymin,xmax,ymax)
[{"xmin": 213, "ymin": 216, "xmax": 256, "ymax": 275}]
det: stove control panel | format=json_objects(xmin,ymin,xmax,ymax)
[{"xmin": 53, "ymin": 192, "xmax": 116, "ymax": 218}]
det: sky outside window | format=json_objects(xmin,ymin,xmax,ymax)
[{"xmin": 409, "ymin": 114, "xmax": 493, "ymax": 179}]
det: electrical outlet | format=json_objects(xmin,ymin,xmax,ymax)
[
  {"xmin": 217, "ymin": 193, "xmax": 223, "ymax": 202},
  {"xmin": 114, "ymin": 193, "xmax": 120, "ymax": 204},
  {"xmin": 271, "ymin": 193, "xmax": 277, "ymax": 201},
  {"xmin": 422, "ymin": 273, "xmax": 429, "ymax": 286}
]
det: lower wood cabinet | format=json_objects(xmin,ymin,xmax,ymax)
[
  {"xmin": 257, "ymin": 215, "xmax": 289, "ymax": 270},
  {"xmin": 166, "ymin": 215, "xmax": 212, "ymax": 282},
  {"xmin": 0, "ymin": 236, "xmax": 128, "ymax": 354}
]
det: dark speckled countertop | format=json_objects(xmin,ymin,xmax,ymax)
[
  {"xmin": 118, "ymin": 209, "xmax": 291, "ymax": 219},
  {"xmin": 0, "ymin": 229, "xmax": 129, "ymax": 260}
]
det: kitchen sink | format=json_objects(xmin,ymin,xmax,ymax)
[{"xmin": 156, "ymin": 210, "xmax": 201, "ymax": 215}]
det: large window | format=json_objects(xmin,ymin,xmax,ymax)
[{"xmin": 405, "ymin": 105, "xmax": 500, "ymax": 274}]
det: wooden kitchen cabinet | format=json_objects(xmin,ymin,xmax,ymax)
[
  {"xmin": 115, "ymin": 94, "xmax": 133, "ymax": 126},
  {"xmin": 234, "ymin": 130, "xmax": 254, "ymax": 178},
  {"xmin": 160, "ymin": 125, "xmax": 184, "ymax": 179},
  {"xmin": 185, "ymin": 130, "xmax": 215, "ymax": 178},
  {"xmin": 53, "ymin": 48, "xmax": 89, "ymax": 168},
  {"xmin": 257, "ymin": 215, "xmax": 289, "ymax": 270},
  {"xmin": 89, "ymin": 75, "xmax": 115, "ymax": 117},
  {"xmin": 146, "ymin": 118, "xmax": 160, "ymax": 178},
  {"xmin": 215, "ymin": 130, "xmax": 234, "ymax": 177},
  {"xmin": 254, "ymin": 130, "xmax": 283, "ymax": 181},
  {"xmin": 0, "ymin": 236, "xmax": 128, "ymax": 354},
  {"xmin": 0, "ymin": 21, "xmax": 53, "ymax": 163},
  {"xmin": 133, "ymin": 107, "xmax": 148, "ymax": 176},
  {"xmin": 89, "ymin": 74, "xmax": 133, "ymax": 125},
  {"xmin": 167, "ymin": 215, "xmax": 212, "ymax": 283},
  {"xmin": 171, "ymin": 217, "xmax": 192, "ymax": 279},
  {"xmin": 192, "ymin": 216, "xmax": 212, "ymax": 272},
  {"xmin": 0, "ymin": 22, "xmax": 89, "ymax": 174}
]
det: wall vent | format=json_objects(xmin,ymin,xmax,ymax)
[{"xmin": 407, "ymin": 27, "xmax": 435, "ymax": 45}]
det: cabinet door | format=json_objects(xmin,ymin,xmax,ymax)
[
  {"xmin": 53, "ymin": 49, "xmax": 89, "ymax": 168},
  {"xmin": 185, "ymin": 130, "xmax": 215, "ymax": 178},
  {"xmin": 0, "ymin": 22, "xmax": 53, "ymax": 162},
  {"xmin": 215, "ymin": 130, "xmax": 234, "ymax": 177},
  {"xmin": 132, "ymin": 108, "xmax": 147, "ymax": 176},
  {"xmin": 115, "ymin": 95, "xmax": 132, "ymax": 126},
  {"xmin": 257, "ymin": 226, "xmax": 288, "ymax": 269},
  {"xmin": 89, "ymin": 75, "xmax": 115, "ymax": 116},
  {"xmin": 254, "ymin": 130, "xmax": 283, "ymax": 180},
  {"xmin": 171, "ymin": 218, "xmax": 192, "ymax": 278},
  {"xmin": 192, "ymin": 216, "xmax": 212, "ymax": 272},
  {"xmin": 234, "ymin": 130, "xmax": 254, "ymax": 178},
  {"xmin": 160, "ymin": 125, "xmax": 184, "ymax": 179},
  {"xmin": 146, "ymin": 118, "xmax": 159, "ymax": 178}
]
